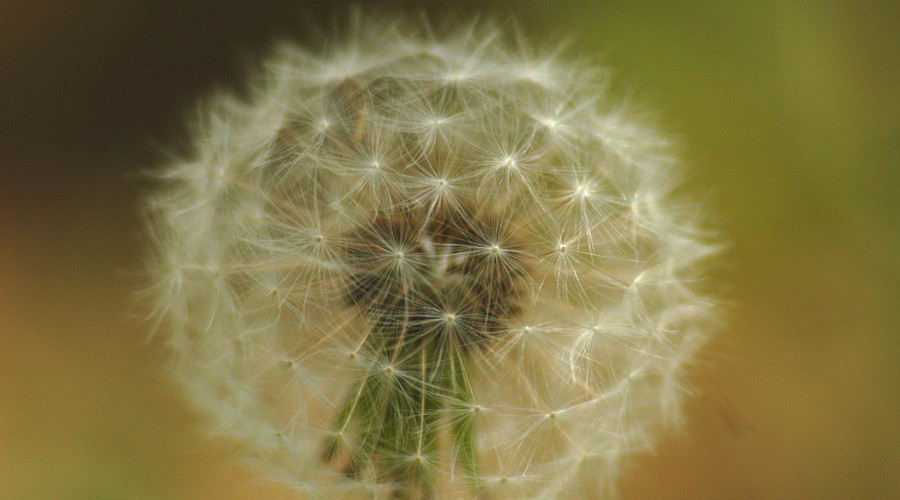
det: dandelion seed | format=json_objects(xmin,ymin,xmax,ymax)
[{"xmin": 144, "ymin": 12, "xmax": 719, "ymax": 500}]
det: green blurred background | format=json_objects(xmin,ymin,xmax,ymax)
[{"xmin": 1, "ymin": 1, "xmax": 897, "ymax": 498}]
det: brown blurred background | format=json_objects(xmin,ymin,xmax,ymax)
[{"xmin": 1, "ymin": 1, "xmax": 898, "ymax": 499}]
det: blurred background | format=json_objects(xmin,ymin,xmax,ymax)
[{"xmin": 1, "ymin": 1, "xmax": 897, "ymax": 498}]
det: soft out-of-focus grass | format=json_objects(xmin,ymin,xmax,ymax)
[{"xmin": 1, "ymin": 1, "xmax": 897, "ymax": 498}]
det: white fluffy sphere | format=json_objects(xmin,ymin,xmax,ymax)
[{"xmin": 145, "ymin": 14, "xmax": 718, "ymax": 500}]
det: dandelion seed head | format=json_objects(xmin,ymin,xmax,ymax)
[{"xmin": 144, "ymin": 12, "xmax": 719, "ymax": 500}]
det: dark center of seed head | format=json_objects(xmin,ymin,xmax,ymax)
[{"xmin": 344, "ymin": 209, "xmax": 527, "ymax": 351}]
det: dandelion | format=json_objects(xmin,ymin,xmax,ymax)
[{"xmin": 144, "ymin": 13, "xmax": 718, "ymax": 500}]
